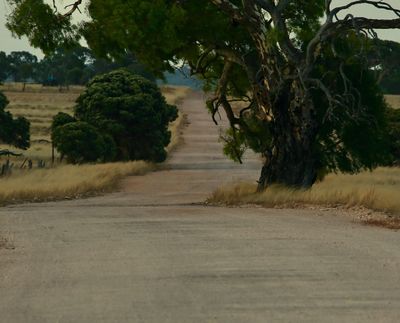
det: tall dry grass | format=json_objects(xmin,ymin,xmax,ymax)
[
  {"xmin": 209, "ymin": 167, "xmax": 400, "ymax": 216},
  {"xmin": 386, "ymin": 95, "xmax": 400, "ymax": 109},
  {"xmin": 0, "ymin": 161, "xmax": 154, "ymax": 206}
]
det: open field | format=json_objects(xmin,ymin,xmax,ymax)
[{"xmin": 0, "ymin": 84, "xmax": 190, "ymax": 205}]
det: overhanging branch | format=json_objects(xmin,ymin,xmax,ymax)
[{"xmin": 52, "ymin": 0, "xmax": 83, "ymax": 17}]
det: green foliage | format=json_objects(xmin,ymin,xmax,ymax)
[
  {"xmin": 0, "ymin": 91, "xmax": 30, "ymax": 149},
  {"xmin": 284, "ymin": 0, "xmax": 325, "ymax": 46},
  {"xmin": 6, "ymin": 0, "xmax": 79, "ymax": 54},
  {"xmin": 51, "ymin": 112, "xmax": 76, "ymax": 133},
  {"xmin": 386, "ymin": 108, "xmax": 400, "ymax": 164},
  {"xmin": 75, "ymin": 69, "xmax": 178, "ymax": 162},
  {"xmin": 52, "ymin": 121, "xmax": 116, "ymax": 164},
  {"xmin": 221, "ymin": 112, "xmax": 272, "ymax": 163},
  {"xmin": 222, "ymin": 35, "xmax": 392, "ymax": 175},
  {"xmin": 51, "ymin": 70, "xmax": 177, "ymax": 163},
  {"xmin": 311, "ymin": 35, "xmax": 391, "ymax": 173},
  {"xmin": 8, "ymin": 51, "xmax": 38, "ymax": 83}
]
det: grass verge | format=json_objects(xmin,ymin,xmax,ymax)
[
  {"xmin": 0, "ymin": 161, "xmax": 155, "ymax": 206},
  {"xmin": 208, "ymin": 167, "xmax": 400, "ymax": 228}
]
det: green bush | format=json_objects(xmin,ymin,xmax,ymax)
[
  {"xmin": 0, "ymin": 90, "xmax": 30, "ymax": 149},
  {"xmin": 52, "ymin": 121, "xmax": 116, "ymax": 164},
  {"xmin": 51, "ymin": 70, "xmax": 177, "ymax": 163}
]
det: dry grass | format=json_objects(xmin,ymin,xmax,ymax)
[
  {"xmin": 167, "ymin": 112, "xmax": 188, "ymax": 154},
  {"xmin": 161, "ymin": 85, "xmax": 190, "ymax": 106},
  {"xmin": 209, "ymin": 167, "xmax": 400, "ymax": 217},
  {"xmin": 0, "ymin": 161, "xmax": 155, "ymax": 206},
  {"xmin": 0, "ymin": 84, "xmax": 190, "ymax": 206},
  {"xmin": 386, "ymin": 95, "xmax": 400, "ymax": 109}
]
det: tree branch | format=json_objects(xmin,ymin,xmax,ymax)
[
  {"xmin": 305, "ymin": 1, "xmax": 400, "ymax": 76},
  {"xmin": 51, "ymin": 0, "xmax": 83, "ymax": 17},
  {"xmin": 64, "ymin": 0, "xmax": 83, "ymax": 17},
  {"xmin": 330, "ymin": 1, "xmax": 400, "ymax": 18},
  {"xmin": 209, "ymin": 0, "xmax": 246, "ymax": 23}
]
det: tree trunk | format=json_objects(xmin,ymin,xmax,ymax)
[
  {"xmin": 257, "ymin": 137, "xmax": 317, "ymax": 191},
  {"xmin": 257, "ymin": 81, "xmax": 318, "ymax": 191}
]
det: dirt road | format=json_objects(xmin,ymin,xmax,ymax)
[{"xmin": 1, "ymin": 92, "xmax": 400, "ymax": 322}]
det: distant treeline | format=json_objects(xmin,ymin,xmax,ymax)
[
  {"xmin": 1, "ymin": 39, "xmax": 398, "ymax": 93},
  {"xmin": 0, "ymin": 45, "xmax": 202, "ymax": 90},
  {"xmin": 0, "ymin": 46, "xmax": 158, "ymax": 89}
]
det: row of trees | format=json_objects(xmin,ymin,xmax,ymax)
[{"xmin": 0, "ymin": 46, "xmax": 155, "ymax": 88}]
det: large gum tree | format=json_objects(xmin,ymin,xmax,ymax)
[{"xmin": 6, "ymin": 0, "xmax": 400, "ymax": 189}]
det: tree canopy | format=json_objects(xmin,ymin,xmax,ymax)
[{"xmin": 6, "ymin": 0, "xmax": 400, "ymax": 189}]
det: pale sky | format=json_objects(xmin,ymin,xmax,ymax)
[{"xmin": 0, "ymin": 0, "xmax": 399, "ymax": 58}]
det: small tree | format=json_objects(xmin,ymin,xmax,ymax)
[
  {"xmin": 0, "ymin": 91, "xmax": 30, "ymax": 149},
  {"xmin": 74, "ymin": 70, "xmax": 178, "ymax": 162},
  {"xmin": 8, "ymin": 51, "xmax": 38, "ymax": 91}
]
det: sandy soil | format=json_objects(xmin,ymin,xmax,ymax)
[{"xmin": 1, "ymin": 92, "xmax": 400, "ymax": 322}]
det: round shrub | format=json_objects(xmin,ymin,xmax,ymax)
[{"xmin": 74, "ymin": 69, "xmax": 178, "ymax": 162}]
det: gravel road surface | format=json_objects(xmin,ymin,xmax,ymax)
[{"xmin": 1, "ymin": 92, "xmax": 400, "ymax": 322}]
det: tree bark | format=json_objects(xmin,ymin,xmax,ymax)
[{"xmin": 257, "ymin": 81, "xmax": 318, "ymax": 191}]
